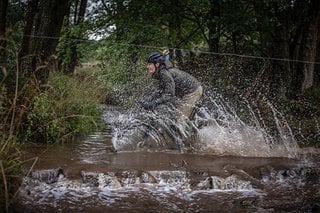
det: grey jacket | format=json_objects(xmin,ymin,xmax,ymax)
[{"xmin": 148, "ymin": 61, "xmax": 201, "ymax": 107}]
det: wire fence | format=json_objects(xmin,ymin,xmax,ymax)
[{"xmin": 12, "ymin": 33, "xmax": 320, "ymax": 65}]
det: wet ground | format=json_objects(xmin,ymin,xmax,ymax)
[{"xmin": 13, "ymin": 130, "xmax": 320, "ymax": 213}]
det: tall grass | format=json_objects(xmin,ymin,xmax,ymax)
[
  {"xmin": 22, "ymin": 70, "xmax": 105, "ymax": 143},
  {"xmin": 0, "ymin": 137, "xmax": 22, "ymax": 212},
  {"xmin": 1, "ymin": 62, "xmax": 105, "ymax": 211},
  {"xmin": 0, "ymin": 46, "xmax": 22, "ymax": 211}
]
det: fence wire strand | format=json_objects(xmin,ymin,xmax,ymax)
[{"xmin": 12, "ymin": 33, "xmax": 320, "ymax": 65}]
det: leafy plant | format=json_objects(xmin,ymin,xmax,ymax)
[
  {"xmin": 0, "ymin": 76, "xmax": 22, "ymax": 212},
  {"xmin": 0, "ymin": 137, "xmax": 22, "ymax": 212},
  {"xmin": 95, "ymin": 43, "xmax": 151, "ymax": 106},
  {"xmin": 23, "ymin": 72, "xmax": 104, "ymax": 143}
]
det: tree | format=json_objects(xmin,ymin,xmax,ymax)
[
  {"xmin": 249, "ymin": 0, "xmax": 320, "ymax": 99},
  {"xmin": 18, "ymin": 0, "xmax": 70, "ymax": 84},
  {"xmin": 57, "ymin": 0, "xmax": 88, "ymax": 74},
  {"xmin": 269, "ymin": 1, "xmax": 291, "ymax": 99},
  {"xmin": 208, "ymin": 0, "xmax": 220, "ymax": 53},
  {"xmin": 292, "ymin": 0, "xmax": 320, "ymax": 94},
  {"xmin": 18, "ymin": 0, "xmax": 39, "ymax": 78},
  {"xmin": 0, "ymin": 0, "xmax": 8, "ymax": 68}
]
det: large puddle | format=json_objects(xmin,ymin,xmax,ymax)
[
  {"xmin": 14, "ymin": 129, "xmax": 320, "ymax": 212},
  {"xmin": 13, "ymin": 101, "xmax": 320, "ymax": 212}
]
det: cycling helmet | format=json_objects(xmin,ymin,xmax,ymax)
[{"xmin": 146, "ymin": 52, "xmax": 164, "ymax": 64}]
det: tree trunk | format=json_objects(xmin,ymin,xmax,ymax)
[
  {"xmin": 18, "ymin": 0, "xmax": 40, "ymax": 76},
  {"xmin": 208, "ymin": 0, "xmax": 220, "ymax": 53},
  {"xmin": 300, "ymin": 0, "xmax": 320, "ymax": 93},
  {"xmin": 0, "ymin": 0, "xmax": 8, "ymax": 68},
  {"xmin": 169, "ymin": 0, "xmax": 183, "ymax": 67},
  {"xmin": 31, "ymin": 0, "xmax": 70, "ymax": 83},
  {"xmin": 66, "ymin": 0, "xmax": 88, "ymax": 74},
  {"xmin": 114, "ymin": 0, "xmax": 126, "ymax": 40},
  {"xmin": 231, "ymin": 31, "xmax": 240, "ymax": 54},
  {"xmin": 291, "ymin": 0, "xmax": 320, "ymax": 95},
  {"xmin": 269, "ymin": 1, "xmax": 291, "ymax": 99}
]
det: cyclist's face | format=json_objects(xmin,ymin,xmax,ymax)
[{"xmin": 146, "ymin": 63, "xmax": 159, "ymax": 75}]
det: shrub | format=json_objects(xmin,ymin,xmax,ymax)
[
  {"xmin": 0, "ymin": 138, "xmax": 21, "ymax": 212},
  {"xmin": 95, "ymin": 46, "xmax": 151, "ymax": 106},
  {"xmin": 23, "ymin": 72, "xmax": 104, "ymax": 143}
]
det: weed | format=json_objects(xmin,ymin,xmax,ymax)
[{"xmin": 23, "ymin": 71, "xmax": 104, "ymax": 143}]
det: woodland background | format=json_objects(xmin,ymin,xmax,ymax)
[{"xmin": 1, "ymin": 0, "xmax": 320, "ymax": 210}]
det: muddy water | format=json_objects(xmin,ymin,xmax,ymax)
[{"xmin": 14, "ymin": 130, "xmax": 320, "ymax": 213}]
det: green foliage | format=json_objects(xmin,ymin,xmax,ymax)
[
  {"xmin": 88, "ymin": 0, "xmax": 206, "ymax": 48},
  {"xmin": 6, "ymin": 0, "xmax": 27, "ymax": 28},
  {"xmin": 97, "ymin": 44, "xmax": 143, "ymax": 82},
  {"xmin": 94, "ymin": 43, "xmax": 151, "ymax": 106},
  {"xmin": 0, "ymin": 137, "xmax": 21, "ymax": 212},
  {"xmin": 56, "ymin": 18, "xmax": 82, "ymax": 71},
  {"xmin": 0, "ymin": 87, "xmax": 21, "ymax": 212},
  {"xmin": 278, "ymin": 90, "xmax": 320, "ymax": 147},
  {"xmin": 24, "ymin": 72, "xmax": 104, "ymax": 143}
]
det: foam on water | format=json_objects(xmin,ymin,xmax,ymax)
[{"xmin": 17, "ymin": 164, "xmax": 318, "ymax": 212}]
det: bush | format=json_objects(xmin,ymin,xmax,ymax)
[
  {"xmin": 23, "ymin": 72, "xmax": 104, "ymax": 143},
  {"xmin": 1, "ymin": 87, "xmax": 22, "ymax": 212},
  {"xmin": 96, "ymin": 45, "xmax": 151, "ymax": 106},
  {"xmin": 0, "ymin": 138, "xmax": 21, "ymax": 212}
]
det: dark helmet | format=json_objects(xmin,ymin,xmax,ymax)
[{"xmin": 146, "ymin": 52, "xmax": 164, "ymax": 64}]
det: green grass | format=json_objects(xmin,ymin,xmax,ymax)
[
  {"xmin": 1, "ymin": 67, "xmax": 106, "ymax": 211},
  {"xmin": 0, "ymin": 137, "xmax": 22, "ymax": 212},
  {"xmin": 23, "ymin": 71, "xmax": 105, "ymax": 143}
]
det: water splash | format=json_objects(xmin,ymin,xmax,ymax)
[
  {"xmin": 194, "ymin": 94, "xmax": 299, "ymax": 158},
  {"xmin": 104, "ymin": 105, "xmax": 182, "ymax": 151},
  {"xmin": 102, "ymin": 91, "xmax": 299, "ymax": 158}
]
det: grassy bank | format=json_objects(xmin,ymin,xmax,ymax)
[
  {"xmin": 22, "ymin": 70, "xmax": 105, "ymax": 143},
  {"xmin": 0, "ymin": 67, "xmax": 105, "ymax": 211}
]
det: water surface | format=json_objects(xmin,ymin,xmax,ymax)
[{"xmin": 15, "ymin": 129, "xmax": 320, "ymax": 212}]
